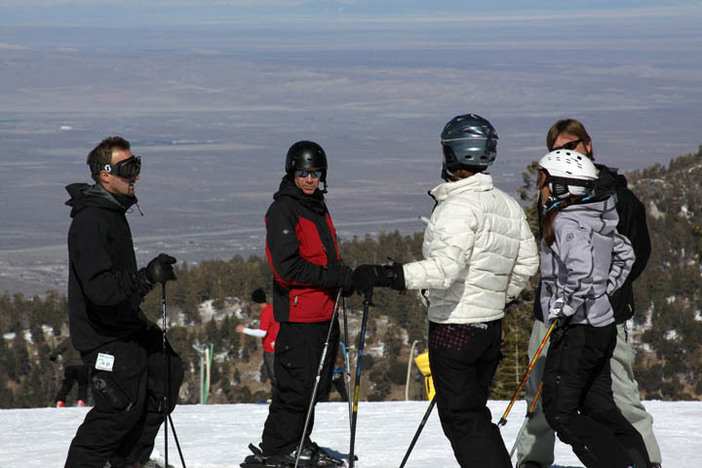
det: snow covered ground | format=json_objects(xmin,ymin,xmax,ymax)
[{"xmin": 1, "ymin": 400, "xmax": 700, "ymax": 467}]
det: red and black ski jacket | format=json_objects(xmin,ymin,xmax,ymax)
[{"xmin": 265, "ymin": 179, "xmax": 345, "ymax": 323}]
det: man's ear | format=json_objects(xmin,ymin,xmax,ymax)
[{"xmin": 99, "ymin": 170, "xmax": 111, "ymax": 187}]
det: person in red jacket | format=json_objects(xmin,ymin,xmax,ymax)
[
  {"xmin": 237, "ymin": 288, "xmax": 280, "ymax": 395},
  {"xmin": 242, "ymin": 141, "xmax": 353, "ymax": 468}
]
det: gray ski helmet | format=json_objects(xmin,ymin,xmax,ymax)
[
  {"xmin": 285, "ymin": 140, "xmax": 328, "ymax": 186},
  {"xmin": 440, "ymin": 114, "xmax": 498, "ymax": 178}
]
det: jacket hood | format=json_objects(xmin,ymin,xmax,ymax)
[
  {"xmin": 559, "ymin": 196, "xmax": 619, "ymax": 236},
  {"xmin": 65, "ymin": 183, "xmax": 135, "ymax": 218},
  {"xmin": 429, "ymin": 172, "xmax": 493, "ymax": 202}
]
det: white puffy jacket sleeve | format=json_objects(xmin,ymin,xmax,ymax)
[{"xmin": 506, "ymin": 216, "xmax": 540, "ymax": 301}]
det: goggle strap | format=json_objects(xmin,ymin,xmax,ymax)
[
  {"xmin": 89, "ymin": 163, "xmax": 103, "ymax": 175},
  {"xmin": 545, "ymin": 174, "xmax": 593, "ymax": 188}
]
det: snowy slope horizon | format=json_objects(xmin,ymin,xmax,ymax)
[{"xmin": 2, "ymin": 400, "xmax": 700, "ymax": 467}]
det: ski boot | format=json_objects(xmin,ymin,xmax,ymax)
[
  {"xmin": 142, "ymin": 459, "xmax": 175, "ymax": 468},
  {"xmin": 305, "ymin": 441, "xmax": 347, "ymax": 467},
  {"xmin": 240, "ymin": 443, "xmax": 346, "ymax": 467},
  {"xmin": 240, "ymin": 444, "xmax": 283, "ymax": 468}
]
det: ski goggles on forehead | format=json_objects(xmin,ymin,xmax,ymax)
[
  {"xmin": 294, "ymin": 169, "xmax": 322, "ymax": 179},
  {"xmin": 91, "ymin": 155, "xmax": 141, "ymax": 179}
]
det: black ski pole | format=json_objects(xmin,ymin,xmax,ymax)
[
  {"xmin": 161, "ymin": 284, "xmax": 169, "ymax": 467},
  {"xmin": 294, "ymin": 289, "xmax": 343, "ymax": 468},
  {"xmin": 161, "ymin": 283, "xmax": 187, "ymax": 468},
  {"xmin": 509, "ymin": 381, "xmax": 543, "ymax": 459},
  {"xmin": 348, "ymin": 289, "xmax": 373, "ymax": 468},
  {"xmin": 398, "ymin": 395, "xmax": 437, "ymax": 468}
]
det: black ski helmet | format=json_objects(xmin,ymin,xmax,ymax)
[
  {"xmin": 440, "ymin": 113, "xmax": 498, "ymax": 180},
  {"xmin": 285, "ymin": 140, "xmax": 328, "ymax": 190}
]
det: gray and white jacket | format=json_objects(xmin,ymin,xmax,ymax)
[{"xmin": 539, "ymin": 196, "xmax": 635, "ymax": 327}]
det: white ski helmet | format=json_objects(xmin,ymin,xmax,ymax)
[{"xmin": 537, "ymin": 149, "xmax": 597, "ymax": 199}]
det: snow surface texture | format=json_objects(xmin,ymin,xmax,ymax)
[{"xmin": 1, "ymin": 400, "xmax": 699, "ymax": 467}]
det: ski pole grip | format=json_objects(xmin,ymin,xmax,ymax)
[{"xmin": 364, "ymin": 288, "xmax": 373, "ymax": 306}]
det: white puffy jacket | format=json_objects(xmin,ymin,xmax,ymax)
[{"xmin": 403, "ymin": 173, "xmax": 539, "ymax": 324}]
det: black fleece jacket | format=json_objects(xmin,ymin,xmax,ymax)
[
  {"xmin": 595, "ymin": 165, "xmax": 651, "ymax": 323},
  {"xmin": 65, "ymin": 183, "xmax": 153, "ymax": 352}
]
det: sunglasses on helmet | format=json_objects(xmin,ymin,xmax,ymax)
[
  {"xmin": 91, "ymin": 155, "xmax": 141, "ymax": 179},
  {"xmin": 295, "ymin": 169, "xmax": 322, "ymax": 179},
  {"xmin": 551, "ymin": 139, "xmax": 584, "ymax": 151}
]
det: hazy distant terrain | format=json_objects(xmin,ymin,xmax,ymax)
[{"xmin": 1, "ymin": 10, "xmax": 701, "ymax": 295}]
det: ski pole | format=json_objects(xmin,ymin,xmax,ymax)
[
  {"xmin": 294, "ymin": 289, "xmax": 343, "ymax": 468},
  {"xmin": 399, "ymin": 395, "xmax": 437, "ymax": 468},
  {"xmin": 348, "ymin": 289, "xmax": 373, "ymax": 468},
  {"xmin": 498, "ymin": 320, "xmax": 556, "ymax": 427},
  {"xmin": 161, "ymin": 284, "xmax": 169, "ymax": 467},
  {"xmin": 161, "ymin": 283, "xmax": 187, "ymax": 468},
  {"xmin": 509, "ymin": 381, "xmax": 543, "ymax": 458},
  {"xmin": 341, "ymin": 297, "xmax": 353, "ymax": 424}
]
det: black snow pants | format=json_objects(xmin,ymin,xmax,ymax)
[
  {"xmin": 428, "ymin": 320, "xmax": 512, "ymax": 468},
  {"xmin": 261, "ymin": 319, "xmax": 338, "ymax": 456},
  {"xmin": 65, "ymin": 328, "xmax": 184, "ymax": 468},
  {"xmin": 542, "ymin": 323, "xmax": 651, "ymax": 468},
  {"xmin": 56, "ymin": 364, "xmax": 89, "ymax": 403}
]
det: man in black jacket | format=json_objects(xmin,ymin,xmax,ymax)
[
  {"xmin": 64, "ymin": 136, "xmax": 184, "ymax": 468},
  {"xmin": 516, "ymin": 119, "xmax": 661, "ymax": 468}
]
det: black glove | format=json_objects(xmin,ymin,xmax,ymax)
[
  {"xmin": 133, "ymin": 269, "xmax": 153, "ymax": 298},
  {"xmin": 352, "ymin": 262, "xmax": 405, "ymax": 295},
  {"xmin": 550, "ymin": 316, "xmax": 572, "ymax": 345},
  {"xmin": 337, "ymin": 265, "xmax": 355, "ymax": 297},
  {"xmin": 145, "ymin": 253, "xmax": 177, "ymax": 285}
]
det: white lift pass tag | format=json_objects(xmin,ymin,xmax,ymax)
[{"xmin": 95, "ymin": 353, "xmax": 115, "ymax": 372}]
